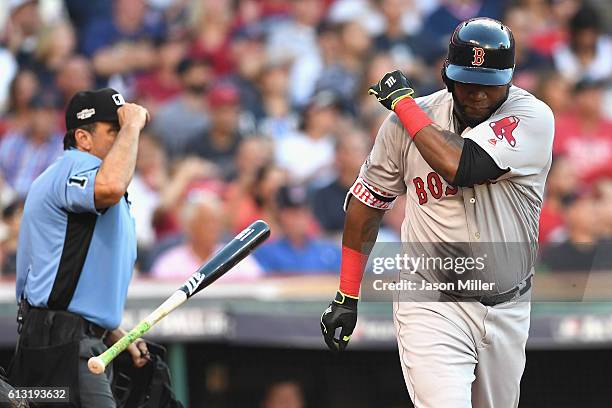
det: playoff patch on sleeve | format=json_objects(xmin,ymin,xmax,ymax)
[{"xmin": 344, "ymin": 177, "xmax": 397, "ymax": 211}]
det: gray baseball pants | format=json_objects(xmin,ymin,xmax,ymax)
[{"xmin": 393, "ymin": 290, "xmax": 531, "ymax": 408}]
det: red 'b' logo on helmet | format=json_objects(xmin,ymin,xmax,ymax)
[{"xmin": 472, "ymin": 47, "xmax": 485, "ymax": 66}]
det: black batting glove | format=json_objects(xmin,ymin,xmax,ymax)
[
  {"xmin": 320, "ymin": 291, "xmax": 358, "ymax": 352},
  {"xmin": 368, "ymin": 70, "xmax": 415, "ymax": 111}
]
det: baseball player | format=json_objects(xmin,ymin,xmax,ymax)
[{"xmin": 321, "ymin": 17, "xmax": 554, "ymax": 407}]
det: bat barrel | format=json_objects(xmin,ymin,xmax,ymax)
[{"xmin": 182, "ymin": 220, "xmax": 271, "ymax": 297}]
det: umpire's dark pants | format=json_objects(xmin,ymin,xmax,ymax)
[
  {"xmin": 10, "ymin": 307, "xmax": 116, "ymax": 407},
  {"xmin": 79, "ymin": 336, "xmax": 116, "ymax": 407}
]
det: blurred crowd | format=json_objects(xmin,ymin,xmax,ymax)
[{"xmin": 1, "ymin": 0, "xmax": 612, "ymax": 278}]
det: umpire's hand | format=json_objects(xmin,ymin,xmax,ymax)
[
  {"xmin": 106, "ymin": 329, "xmax": 151, "ymax": 368},
  {"xmin": 368, "ymin": 70, "xmax": 415, "ymax": 111},
  {"xmin": 320, "ymin": 291, "xmax": 358, "ymax": 352},
  {"xmin": 117, "ymin": 103, "xmax": 150, "ymax": 130}
]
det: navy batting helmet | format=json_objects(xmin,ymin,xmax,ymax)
[{"xmin": 443, "ymin": 17, "xmax": 515, "ymax": 87}]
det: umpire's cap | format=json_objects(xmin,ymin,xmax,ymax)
[
  {"xmin": 65, "ymin": 88, "xmax": 125, "ymax": 130},
  {"xmin": 444, "ymin": 17, "xmax": 515, "ymax": 86}
]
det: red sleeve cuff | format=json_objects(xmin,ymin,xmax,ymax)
[
  {"xmin": 394, "ymin": 97, "xmax": 434, "ymax": 138},
  {"xmin": 339, "ymin": 246, "xmax": 369, "ymax": 297}
]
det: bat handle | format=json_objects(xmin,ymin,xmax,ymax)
[
  {"xmin": 88, "ymin": 356, "xmax": 106, "ymax": 375},
  {"xmin": 87, "ymin": 321, "xmax": 152, "ymax": 374}
]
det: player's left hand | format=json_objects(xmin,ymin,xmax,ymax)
[
  {"xmin": 368, "ymin": 70, "xmax": 415, "ymax": 111},
  {"xmin": 320, "ymin": 291, "xmax": 358, "ymax": 352}
]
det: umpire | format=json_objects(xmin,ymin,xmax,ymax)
[{"xmin": 10, "ymin": 88, "xmax": 150, "ymax": 407}]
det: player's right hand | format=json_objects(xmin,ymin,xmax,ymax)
[
  {"xmin": 368, "ymin": 70, "xmax": 415, "ymax": 111},
  {"xmin": 117, "ymin": 103, "xmax": 150, "ymax": 130},
  {"xmin": 320, "ymin": 291, "xmax": 358, "ymax": 352}
]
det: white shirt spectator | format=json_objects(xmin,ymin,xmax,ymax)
[
  {"xmin": 127, "ymin": 174, "xmax": 159, "ymax": 249},
  {"xmin": 275, "ymin": 131, "xmax": 335, "ymax": 185},
  {"xmin": 0, "ymin": 48, "xmax": 17, "ymax": 114},
  {"xmin": 553, "ymin": 36, "xmax": 612, "ymax": 83}
]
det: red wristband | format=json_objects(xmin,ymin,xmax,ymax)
[
  {"xmin": 339, "ymin": 246, "xmax": 369, "ymax": 297},
  {"xmin": 394, "ymin": 97, "xmax": 434, "ymax": 139}
]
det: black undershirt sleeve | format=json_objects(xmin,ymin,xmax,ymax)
[{"xmin": 452, "ymin": 139, "xmax": 509, "ymax": 187}]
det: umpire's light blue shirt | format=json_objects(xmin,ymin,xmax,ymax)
[{"xmin": 16, "ymin": 149, "xmax": 137, "ymax": 329}]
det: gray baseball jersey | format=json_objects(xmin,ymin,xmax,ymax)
[{"xmin": 348, "ymin": 86, "xmax": 554, "ymax": 294}]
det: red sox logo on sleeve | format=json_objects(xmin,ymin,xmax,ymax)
[{"xmin": 489, "ymin": 116, "xmax": 520, "ymax": 147}]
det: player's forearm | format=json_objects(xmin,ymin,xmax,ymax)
[
  {"xmin": 343, "ymin": 198, "xmax": 384, "ymax": 251},
  {"xmin": 340, "ymin": 198, "xmax": 385, "ymax": 297},
  {"xmin": 412, "ymin": 125, "xmax": 464, "ymax": 184},
  {"xmin": 391, "ymin": 98, "xmax": 463, "ymax": 184},
  {"xmin": 95, "ymin": 124, "xmax": 140, "ymax": 204}
]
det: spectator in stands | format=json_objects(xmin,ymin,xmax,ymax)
[
  {"xmin": 257, "ymin": 60, "xmax": 299, "ymax": 141},
  {"xmin": 513, "ymin": 0, "xmax": 575, "ymax": 58},
  {"xmin": 128, "ymin": 133, "xmax": 168, "ymax": 253},
  {"xmin": 534, "ymin": 70, "xmax": 571, "ymax": 116},
  {"xmin": 254, "ymin": 185, "xmax": 341, "ymax": 274},
  {"xmin": 553, "ymin": 79, "xmax": 612, "ymax": 182},
  {"xmin": 31, "ymin": 21, "xmax": 77, "ymax": 94},
  {"xmin": 0, "ymin": 172, "xmax": 17, "ymax": 211},
  {"xmin": 593, "ymin": 180, "xmax": 612, "ymax": 243},
  {"xmin": 0, "ymin": 9, "xmax": 18, "ymax": 114},
  {"xmin": 151, "ymin": 57, "xmax": 213, "ymax": 159},
  {"xmin": 268, "ymin": 0, "xmax": 325, "ymax": 108},
  {"xmin": 5, "ymin": 0, "xmax": 42, "ymax": 67},
  {"xmin": 316, "ymin": 20, "xmax": 372, "ymax": 115},
  {"xmin": 311, "ymin": 130, "xmax": 369, "ymax": 235},
  {"xmin": 539, "ymin": 194, "xmax": 607, "ymax": 272},
  {"xmin": 0, "ymin": 92, "xmax": 62, "ymax": 197},
  {"xmin": 231, "ymin": 136, "xmax": 274, "ymax": 183},
  {"xmin": 188, "ymin": 0, "xmax": 234, "ymax": 76},
  {"xmin": 228, "ymin": 29, "xmax": 267, "ymax": 120},
  {"xmin": 288, "ymin": 20, "xmax": 340, "ymax": 110},
  {"xmin": 503, "ymin": 6, "xmax": 553, "ymax": 91},
  {"xmin": 184, "ymin": 83, "xmax": 244, "ymax": 179},
  {"xmin": 0, "ymin": 200, "xmax": 23, "ymax": 276},
  {"xmin": 55, "ymin": 55, "xmax": 95, "ymax": 110},
  {"xmin": 2, "ymin": 69, "xmax": 39, "ymax": 134},
  {"xmin": 420, "ymin": 0, "xmax": 502, "ymax": 57},
  {"xmin": 134, "ymin": 32, "xmax": 187, "ymax": 113},
  {"xmin": 225, "ymin": 162, "xmax": 286, "ymax": 235},
  {"xmin": 275, "ymin": 90, "xmax": 340, "ymax": 185},
  {"xmin": 260, "ymin": 380, "xmax": 305, "ymax": 408},
  {"xmin": 152, "ymin": 156, "xmax": 221, "ymax": 241},
  {"xmin": 552, "ymin": 5, "xmax": 612, "ymax": 83},
  {"xmin": 63, "ymin": 0, "xmax": 111, "ymax": 45},
  {"xmin": 81, "ymin": 0, "xmax": 165, "ymax": 88},
  {"xmin": 139, "ymin": 156, "xmax": 221, "ymax": 272},
  {"xmin": 151, "ymin": 191, "xmax": 262, "ymax": 281},
  {"xmin": 539, "ymin": 156, "xmax": 577, "ymax": 245},
  {"xmin": 373, "ymin": 0, "xmax": 424, "ymax": 81}
]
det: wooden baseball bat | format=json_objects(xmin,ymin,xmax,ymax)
[{"xmin": 87, "ymin": 220, "xmax": 270, "ymax": 374}]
